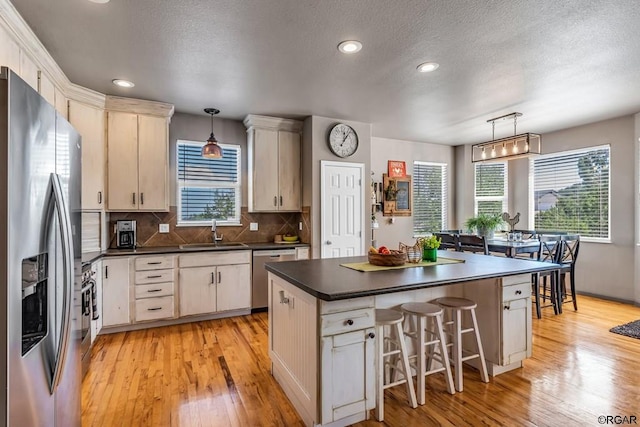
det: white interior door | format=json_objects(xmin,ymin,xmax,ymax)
[{"xmin": 321, "ymin": 161, "xmax": 364, "ymax": 259}]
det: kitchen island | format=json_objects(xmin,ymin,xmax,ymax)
[{"xmin": 265, "ymin": 251, "xmax": 558, "ymax": 427}]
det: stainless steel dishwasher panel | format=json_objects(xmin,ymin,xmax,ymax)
[{"xmin": 252, "ymin": 249, "xmax": 297, "ymax": 310}]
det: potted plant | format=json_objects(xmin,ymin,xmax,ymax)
[
  {"xmin": 464, "ymin": 213, "xmax": 504, "ymax": 239},
  {"xmin": 418, "ymin": 235, "xmax": 441, "ymax": 262}
]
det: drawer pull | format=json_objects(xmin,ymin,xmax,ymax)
[
  {"xmin": 504, "ymin": 305, "xmax": 510, "ymax": 310},
  {"xmin": 147, "ymin": 289, "xmax": 162, "ymax": 293},
  {"xmin": 273, "ymin": 196, "xmax": 277, "ymax": 206},
  {"xmin": 218, "ymin": 271, "xmax": 222, "ymax": 283},
  {"xmin": 368, "ymin": 332, "xmax": 375, "ymax": 339},
  {"xmin": 346, "ymin": 319, "xmax": 354, "ymax": 326},
  {"xmin": 147, "ymin": 307, "xmax": 162, "ymax": 311},
  {"xmin": 211, "ymin": 272, "xmax": 215, "ymax": 285},
  {"xmin": 147, "ymin": 275, "xmax": 162, "ymax": 279},
  {"xmin": 147, "ymin": 262, "xmax": 162, "ymax": 265},
  {"xmin": 515, "ymin": 290, "xmax": 522, "ymax": 295}
]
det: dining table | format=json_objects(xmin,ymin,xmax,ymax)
[{"xmin": 486, "ymin": 237, "xmax": 540, "ymax": 258}]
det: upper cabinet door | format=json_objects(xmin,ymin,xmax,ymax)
[
  {"xmin": 0, "ymin": 26, "xmax": 20, "ymax": 74},
  {"xmin": 137, "ymin": 115, "xmax": 168, "ymax": 211},
  {"xmin": 251, "ymin": 128, "xmax": 280, "ymax": 211},
  {"xmin": 278, "ymin": 130, "xmax": 301, "ymax": 211},
  {"xmin": 54, "ymin": 87, "xmax": 68, "ymax": 120},
  {"xmin": 69, "ymin": 101, "xmax": 105, "ymax": 210},
  {"xmin": 37, "ymin": 71, "xmax": 55, "ymax": 106},
  {"xmin": 107, "ymin": 111, "xmax": 139, "ymax": 210},
  {"xmin": 18, "ymin": 50, "xmax": 39, "ymax": 91}
]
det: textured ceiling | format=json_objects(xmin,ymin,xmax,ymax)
[{"xmin": 10, "ymin": 0, "xmax": 640, "ymax": 145}]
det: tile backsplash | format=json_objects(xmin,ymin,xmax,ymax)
[{"xmin": 108, "ymin": 206, "xmax": 310, "ymax": 248}]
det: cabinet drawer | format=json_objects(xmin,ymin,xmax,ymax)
[
  {"xmin": 135, "ymin": 255, "xmax": 174, "ymax": 271},
  {"xmin": 320, "ymin": 308, "xmax": 375, "ymax": 336},
  {"xmin": 179, "ymin": 250, "xmax": 251, "ymax": 268},
  {"xmin": 502, "ymin": 274, "xmax": 531, "ymax": 287},
  {"xmin": 135, "ymin": 296, "xmax": 174, "ymax": 322},
  {"xmin": 135, "ymin": 269, "xmax": 174, "ymax": 284},
  {"xmin": 135, "ymin": 282, "xmax": 174, "ymax": 299},
  {"xmin": 503, "ymin": 281, "xmax": 531, "ymax": 302}
]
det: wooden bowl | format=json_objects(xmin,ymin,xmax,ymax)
[{"xmin": 368, "ymin": 250, "xmax": 406, "ymax": 266}]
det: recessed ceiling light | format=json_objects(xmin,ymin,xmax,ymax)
[
  {"xmin": 338, "ymin": 40, "xmax": 362, "ymax": 54},
  {"xmin": 88, "ymin": 0, "xmax": 110, "ymax": 3},
  {"xmin": 417, "ymin": 62, "xmax": 439, "ymax": 73},
  {"xmin": 112, "ymin": 79, "xmax": 135, "ymax": 88}
]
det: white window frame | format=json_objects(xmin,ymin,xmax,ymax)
[
  {"xmin": 176, "ymin": 139, "xmax": 242, "ymax": 227},
  {"xmin": 412, "ymin": 161, "xmax": 448, "ymax": 237},
  {"xmin": 528, "ymin": 144, "xmax": 611, "ymax": 243},
  {"xmin": 474, "ymin": 162, "xmax": 508, "ymax": 216}
]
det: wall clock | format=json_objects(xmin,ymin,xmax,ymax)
[{"xmin": 328, "ymin": 123, "xmax": 358, "ymax": 158}]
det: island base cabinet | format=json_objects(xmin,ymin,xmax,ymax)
[{"xmin": 320, "ymin": 329, "xmax": 375, "ymax": 425}]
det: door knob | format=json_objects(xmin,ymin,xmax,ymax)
[{"xmin": 326, "ymin": 240, "xmax": 332, "ymax": 245}]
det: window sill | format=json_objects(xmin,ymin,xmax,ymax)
[{"xmin": 176, "ymin": 222, "xmax": 243, "ymax": 228}]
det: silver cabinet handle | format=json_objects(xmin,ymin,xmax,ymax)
[
  {"xmin": 105, "ymin": 266, "xmax": 109, "ymax": 279},
  {"xmin": 132, "ymin": 192, "xmax": 136, "ymax": 205},
  {"xmin": 279, "ymin": 196, "xmax": 283, "ymax": 206},
  {"xmin": 218, "ymin": 271, "xmax": 221, "ymax": 283},
  {"xmin": 211, "ymin": 272, "xmax": 215, "ymax": 285},
  {"xmin": 98, "ymin": 191, "xmax": 102, "ymax": 204},
  {"xmin": 273, "ymin": 196, "xmax": 277, "ymax": 206},
  {"xmin": 140, "ymin": 192, "xmax": 144, "ymax": 205}
]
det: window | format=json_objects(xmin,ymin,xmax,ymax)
[
  {"xmin": 474, "ymin": 162, "xmax": 508, "ymax": 216},
  {"xmin": 529, "ymin": 145, "xmax": 610, "ymax": 240},
  {"xmin": 413, "ymin": 161, "xmax": 448, "ymax": 235},
  {"xmin": 177, "ymin": 140, "xmax": 241, "ymax": 226}
]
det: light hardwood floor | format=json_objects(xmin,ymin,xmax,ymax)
[{"xmin": 82, "ymin": 295, "xmax": 640, "ymax": 426}]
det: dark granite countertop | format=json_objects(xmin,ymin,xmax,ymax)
[
  {"xmin": 265, "ymin": 250, "xmax": 559, "ymax": 301},
  {"xmin": 81, "ymin": 242, "xmax": 309, "ymax": 264}
]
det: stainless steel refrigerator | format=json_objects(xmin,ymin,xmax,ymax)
[{"xmin": 0, "ymin": 67, "xmax": 81, "ymax": 426}]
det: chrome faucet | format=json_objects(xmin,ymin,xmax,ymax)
[{"xmin": 211, "ymin": 219, "xmax": 224, "ymax": 244}]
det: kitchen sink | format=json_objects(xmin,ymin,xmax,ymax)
[{"xmin": 179, "ymin": 242, "xmax": 248, "ymax": 250}]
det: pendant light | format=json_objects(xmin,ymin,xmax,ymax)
[
  {"xmin": 202, "ymin": 108, "xmax": 223, "ymax": 158},
  {"xmin": 471, "ymin": 112, "xmax": 541, "ymax": 163}
]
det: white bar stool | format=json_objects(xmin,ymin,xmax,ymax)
[
  {"xmin": 374, "ymin": 308, "xmax": 417, "ymax": 421},
  {"xmin": 400, "ymin": 302, "xmax": 455, "ymax": 405},
  {"xmin": 435, "ymin": 297, "xmax": 489, "ymax": 392}
]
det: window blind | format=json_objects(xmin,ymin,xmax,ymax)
[
  {"xmin": 413, "ymin": 162, "xmax": 448, "ymax": 235},
  {"xmin": 474, "ymin": 162, "xmax": 508, "ymax": 216},
  {"xmin": 529, "ymin": 145, "xmax": 610, "ymax": 239},
  {"xmin": 177, "ymin": 141, "xmax": 241, "ymax": 225}
]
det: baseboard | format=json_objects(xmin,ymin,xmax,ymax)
[{"xmin": 576, "ymin": 291, "xmax": 638, "ymax": 306}]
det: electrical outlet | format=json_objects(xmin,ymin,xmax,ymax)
[
  {"xmin": 249, "ymin": 222, "xmax": 259, "ymax": 231},
  {"xmin": 159, "ymin": 224, "xmax": 170, "ymax": 233},
  {"xmin": 299, "ymin": 221, "xmax": 303, "ymax": 231}
]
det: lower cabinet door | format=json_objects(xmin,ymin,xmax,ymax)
[
  {"xmin": 320, "ymin": 328, "xmax": 375, "ymax": 424},
  {"xmin": 502, "ymin": 297, "xmax": 532, "ymax": 364},
  {"xmin": 179, "ymin": 266, "xmax": 217, "ymax": 316},
  {"xmin": 216, "ymin": 263, "xmax": 251, "ymax": 312}
]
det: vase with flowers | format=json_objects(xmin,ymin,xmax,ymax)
[{"xmin": 418, "ymin": 235, "xmax": 441, "ymax": 262}]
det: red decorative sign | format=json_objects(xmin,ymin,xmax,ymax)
[{"xmin": 387, "ymin": 160, "xmax": 406, "ymax": 178}]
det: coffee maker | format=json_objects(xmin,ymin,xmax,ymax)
[{"xmin": 116, "ymin": 220, "xmax": 137, "ymax": 249}]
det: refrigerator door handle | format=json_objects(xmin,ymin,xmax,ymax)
[{"xmin": 42, "ymin": 173, "xmax": 75, "ymax": 393}]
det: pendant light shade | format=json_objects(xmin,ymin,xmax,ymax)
[
  {"xmin": 471, "ymin": 112, "xmax": 541, "ymax": 163},
  {"xmin": 202, "ymin": 108, "xmax": 223, "ymax": 158}
]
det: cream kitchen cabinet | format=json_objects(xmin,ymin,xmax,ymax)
[
  {"xmin": 54, "ymin": 87, "xmax": 68, "ymax": 120},
  {"xmin": 90, "ymin": 260, "xmax": 103, "ymax": 344},
  {"xmin": 18, "ymin": 50, "xmax": 38, "ymax": 91},
  {"xmin": 463, "ymin": 274, "xmax": 532, "ymax": 376},
  {"xmin": 69, "ymin": 100, "xmax": 105, "ymax": 210},
  {"xmin": 106, "ymin": 111, "xmax": 169, "ymax": 211},
  {"xmin": 178, "ymin": 251, "xmax": 251, "ymax": 317},
  {"xmin": 101, "ymin": 257, "xmax": 131, "ymax": 327},
  {"xmin": 0, "ymin": 25, "xmax": 20, "ymax": 74},
  {"xmin": 244, "ymin": 115, "xmax": 303, "ymax": 212},
  {"xmin": 37, "ymin": 70, "xmax": 55, "ymax": 107},
  {"xmin": 133, "ymin": 255, "xmax": 176, "ymax": 322}
]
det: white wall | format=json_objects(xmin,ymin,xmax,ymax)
[
  {"xmin": 371, "ymin": 137, "xmax": 456, "ymax": 248},
  {"xmin": 459, "ymin": 115, "xmax": 637, "ymax": 302},
  {"xmin": 635, "ymin": 113, "xmax": 640, "ymax": 304}
]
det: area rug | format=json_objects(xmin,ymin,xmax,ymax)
[{"xmin": 609, "ymin": 320, "xmax": 640, "ymax": 340}]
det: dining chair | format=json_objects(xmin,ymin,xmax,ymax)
[
  {"xmin": 434, "ymin": 232, "xmax": 459, "ymax": 251},
  {"xmin": 532, "ymin": 235, "xmax": 562, "ymax": 318},
  {"xmin": 512, "ymin": 229, "xmax": 538, "ymax": 240},
  {"xmin": 557, "ymin": 234, "xmax": 580, "ymax": 312},
  {"xmin": 456, "ymin": 234, "xmax": 489, "ymax": 255}
]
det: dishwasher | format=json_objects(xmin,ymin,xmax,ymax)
[{"xmin": 252, "ymin": 249, "xmax": 297, "ymax": 311}]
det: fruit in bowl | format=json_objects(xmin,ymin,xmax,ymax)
[
  {"xmin": 282, "ymin": 234, "xmax": 298, "ymax": 242},
  {"xmin": 368, "ymin": 247, "xmax": 406, "ymax": 266}
]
